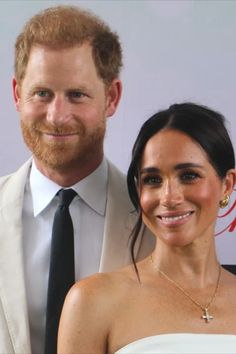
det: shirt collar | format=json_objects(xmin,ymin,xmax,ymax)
[{"xmin": 30, "ymin": 158, "xmax": 108, "ymax": 217}]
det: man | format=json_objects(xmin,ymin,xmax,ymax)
[{"xmin": 0, "ymin": 5, "xmax": 154, "ymax": 354}]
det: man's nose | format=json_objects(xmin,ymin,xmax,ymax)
[{"xmin": 46, "ymin": 96, "xmax": 72, "ymax": 125}]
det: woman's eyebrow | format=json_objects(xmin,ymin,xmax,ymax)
[
  {"xmin": 174, "ymin": 162, "xmax": 203, "ymax": 170},
  {"xmin": 140, "ymin": 163, "xmax": 203, "ymax": 175}
]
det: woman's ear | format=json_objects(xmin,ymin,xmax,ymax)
[{"xmin": 221, "ymin": 169, "xmax": 236, "ymax": 198}]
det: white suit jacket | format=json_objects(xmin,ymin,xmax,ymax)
[{"xmin": 0, "ymin": 159, "xmax": 155, "ymax": 354}]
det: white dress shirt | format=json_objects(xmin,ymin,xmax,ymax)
[{"xmin": 22, "ymin": 159, "xmax": 108, "ymax": 354}]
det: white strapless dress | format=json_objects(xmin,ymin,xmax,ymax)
[{"xmin": 114, "ymin": 333, "xmax": 236, "ymax": 353}]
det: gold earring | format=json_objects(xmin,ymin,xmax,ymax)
[{"xmin": 219, "ymin": 195, "xmax": 230, "ymax": 208}]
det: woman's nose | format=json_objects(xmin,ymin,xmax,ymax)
[{"xmin": 160, "ymin": 180, "xmax": 184, "ymax": 208}]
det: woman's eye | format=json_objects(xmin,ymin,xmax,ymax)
[
  {"xmin": 180, "ymin": 171, "xmax": 200, "ymax": 182},
  {"xmin": 142, "ymin": 175, "xmax": 162, "ymax": 185}
]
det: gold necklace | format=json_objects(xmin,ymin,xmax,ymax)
[{"xmin": 150, "ymin": 254, "xmax": 221, "ymax": 323}]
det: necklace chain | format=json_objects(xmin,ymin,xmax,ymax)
[{"xmin": 150, "ymin": 254, "xmax": 221, "ymax": 323}]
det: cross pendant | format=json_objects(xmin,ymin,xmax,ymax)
[{"xmin": 201, "ymin": 308, "xmax": 213, "ymax": 323}]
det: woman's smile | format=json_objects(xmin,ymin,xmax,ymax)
[
  {"xmin": 157, "ymin": 210, "xmax": 194, "ymax": 226},
  {"xmin": 140, "ymin": 129, "xmax": 225, "ymax": 246}
]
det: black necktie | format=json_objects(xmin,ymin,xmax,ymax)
[{"xmin": 44, "ymin": 188, "xmax": 77, "ymax": 354}]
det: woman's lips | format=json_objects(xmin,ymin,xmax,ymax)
[{"xmin": 157, "ymin": 211, "xmax": 194, "ymax": 226}]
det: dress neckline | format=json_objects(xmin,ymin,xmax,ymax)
[{"xmin": 115, "ymin": 332, "xmax": 236, "ymax": 353}]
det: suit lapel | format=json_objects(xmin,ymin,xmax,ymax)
[{"xmin": 0, "ymin": 160, "xmax": 32, "ymax": 353}]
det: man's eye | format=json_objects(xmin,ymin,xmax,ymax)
[
  {"xmin": 180, "ymin": 171, "xmax": 200, "ymax": 182},
  {"xmin": 69, "ymin": 91, "xmax": 84, "ymax": 99},
  {"xmin": 36, "ymin": 91, "xmax": 49, "ymax": 97}
]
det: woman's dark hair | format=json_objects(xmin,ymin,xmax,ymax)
[{"xmin": 127, "ymin": 102, "xmax": 235, "ymax": 276}]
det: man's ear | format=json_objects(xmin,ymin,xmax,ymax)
[
  {"xmin": 12, "ymin": 77, "xmax": 21, "ymax": 112},
  {"xmin": 221, "ymin": 169, "xmax": 236, "ymax": 198},
  {"xmin": 105, "ymin": 79, "xmax": 122, "ymax": 118}
]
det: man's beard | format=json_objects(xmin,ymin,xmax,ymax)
[{"xmin": 20, "ymin": 119, "xmax": 106, "ymax": 171}]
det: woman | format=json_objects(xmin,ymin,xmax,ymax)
[{"xmin": 58, "ymin": 102, "xmax": 236, "ymax": 353}]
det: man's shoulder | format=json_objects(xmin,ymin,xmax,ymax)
[
  {"xmin": 106, "ymin": 159, "xmax": 131, "ymax": 207},
  {"xmin": 107, "ymin": 160, "xmax": 128, "ymax": 191},
  {"xmin": 0, "ymin": 159, "xmax": 31, "ymax": 185},
  {"xmin": 107, "ymin": 159, "xmax": 126, "ymax": 180},
  {"xmin": 0, "ymin": 159, "xmax": 32, "ymax": 204}
]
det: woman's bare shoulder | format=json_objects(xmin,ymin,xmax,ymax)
[
  {"xmin": 76, "ymin": 265, "xmax": 136, "ymax": 292},
  {"xmin": 58, "ymin": 271, "xmax": 131, "ymax": 353},
  {"xmin": 64, "ymin": 266, "xmax": 137, "ymax": 314}
]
